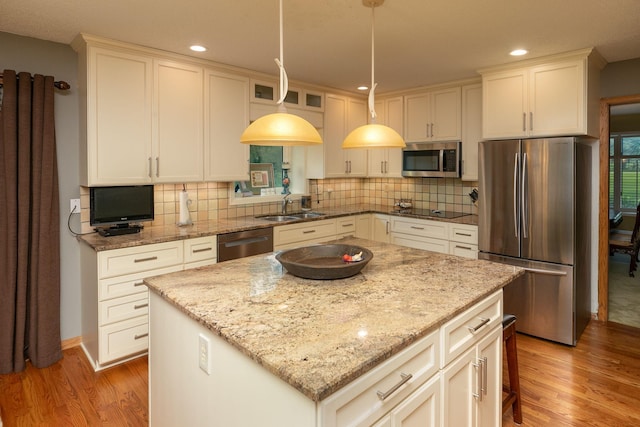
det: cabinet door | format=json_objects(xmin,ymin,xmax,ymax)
[
  {"xmin": 529, "ymin": 60, "xmax": 585, "ymax": 137},
  {"xmin": 477, "ymin": 327, "xmax": 502, "ymax": 427},
  {"xmin": 441, "ymin": 346, "xmax": 476, "ymax": 427},
  {"xmin": 324, "ymin": 94, "xmax": 348, "ymax": 177},
  {"xmin": 153, "ymin": 60, "xmax": 203, "ymax": 182},
  {"xmin": 87, "ymin": 47, "xmax": 153, "ymax": 185},
  {"xmin": 388, "ymin": 375, "xmax": 440, "ymax": 427},
  {"xmin": 204, "ymin": 70, "xmax": 250, "ymax": 181},
  {"xmin": 372, "ymin": 214, "xmax": 391, "ymax": 243},
  {"xmin": 461, "ymin": 84, "xmax": 482, "ymax": 181},
  {"xmin": 482, "ymin": 69, "xmax": 528, "ymax": 139},
  {"xmin": 431, "ymin": 87, "xmax": 461, "ymax": 141},
  {"xmin": 385, "ymin": 97, "xmax": 404, "ymax": 177},
  {"xmin": 346, "ymin": 97, "xmax": 368, "ymax": 176},
  {"xmin": 355, "ymin": 214, "xmax": 371, "ymax": 239},
  {"xmin": 405, "ymin": 93, "xmax": 430, "ymax": 142}
]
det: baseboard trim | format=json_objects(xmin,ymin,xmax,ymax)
[{"xmin": 62, "ymin": 336, "xmax": 82, "ymax": 350}]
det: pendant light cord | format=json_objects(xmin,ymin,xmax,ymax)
[
  {"xmin": 368, "ymin": 4, "xmax": 378, "ymax": 123},
  {"xmin": 276, "ymin": 0, "xmax": 288, "ymax": 107}
]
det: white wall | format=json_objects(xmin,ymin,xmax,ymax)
[{"xmin": 0, "ymin": 32, "xmax": 82, "ymax": 341}]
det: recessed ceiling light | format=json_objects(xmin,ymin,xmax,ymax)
[
  {"xmin": 510, "ymin": 49, "xmax": 528, "ymax": 56},
  {"xmin": 357, "ymin": 85, "xmax": 369, "ymax": 91},
  {"xmin": 190, "ymin": 45, "xmax": 207, "ymax": 52}
]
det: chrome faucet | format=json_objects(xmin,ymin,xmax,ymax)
[{"xmin": 282, "ymin": 192, "xmax": 293, "ymax": 214}]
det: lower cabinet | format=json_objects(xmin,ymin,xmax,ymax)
[
  {"xmin": 372, "ymin": 375, "xmax": 441, "ymax": 427},
  {"xmin": 274, "ymin": 215, "xmax": 366, "ymax": 250},
  {"xmin": 372, "ymin": 214, "xmax": 392, "ymax": 243},
  {"xmin": 81, "ymin": 236, "xmax": 217, "ymax": 370}
]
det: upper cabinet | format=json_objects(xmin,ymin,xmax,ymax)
[
  {"xmin": 307, "ymin": 93, "xmax": 367, "ymax": 179},
  {"xmin": 368, "ymin": 96, "xmax": 404, "ymax": 178},
  {"xmin": 204, "ymin": 70, "xmax": 250, "ymax": 182},
  {"xmin": 153, "ymin": 60, "xmax": 204, "ymax": 183},
  {"xmin": 480, "ymin": 48, "xmax": 605, "ymax": 139},
  {"xmin": 404, "ymin": 86, "xmax": 461, "ymax": 143},
  {"xmin": 461, "ymin": 84, "xmax": 482, "ymax": 181},
  {"xmin": 250, "ymin": 79, "xmax": 324, "ymax": 112}
]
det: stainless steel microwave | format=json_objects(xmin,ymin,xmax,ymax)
[{"xmin": 402, "ymin": 141, "xmax": 461, "ymax": 178}]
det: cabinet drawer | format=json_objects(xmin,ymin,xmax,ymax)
[
  {"xmin": 391, "ymin": 234, "xmax": 449, "ymax": 254},
  {"xmin": 98, "ymin": 264, "xmax": 182, "ymax": 301},
  {"xmin": 449, "ymin": 224, "xmax": 478, "ymax": 245},
  {"xmin": 98, "ymin": 241, "xmax": 183, "ymax": 279},
  {"xmin": 184, "ymin": 236, "xmax": 217, "ymax": 264},
  {"xmin": 99, "ymin": 292, "xmax": 149, "ymax": 326},
  {"xmin": 391, "ymin": 217, "xmax": 449, "ymax": 240},
  {"xmin": 449, "ymin": 243, "xmax": 478, "ymax": 259},
  {"xmin": 440, "ymin": 290, "xmax": 502, "ymax": 367},
  {"xmin": 274, "ymin": 219, "xmax": 336, "ymax": 246},
  {"xmin": 320, "ymin": 330, "xmax": 439, "ymax": 427},
  {"xmin": 336, "ymin": 216, "xmax": 356, "ymax": 236},
  {"xmin": 99, "ymin": 316, "xmax": 148, "ymax": 364}
]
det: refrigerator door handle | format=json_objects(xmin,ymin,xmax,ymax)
[
  {"xmin": 521, "ymin": 153, "xmax": 528, "ymax": 239},
  {"xmin": 523, "ymin": 267, "xmax": 568, "ymax": 276},
  {"xmin": 513, "ymin": 153, "xmax": 519, "ymax": 238}
]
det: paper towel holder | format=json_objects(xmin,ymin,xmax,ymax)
[{"xmin": 177, "ymin": 185, "xmax": 193, "ymax": 227}]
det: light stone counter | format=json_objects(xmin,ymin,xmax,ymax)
[
  {"xmin": 78, "ymin": 205, "xmax": 478, "ymax": 251},
  {"xmin": 144, "ymin": 236, "xmax": 521, "ymax": 402}
]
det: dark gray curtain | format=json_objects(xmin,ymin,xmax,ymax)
[{"xmin": 0, "ymin": 69, "xmax": 62, "ymax": 373}]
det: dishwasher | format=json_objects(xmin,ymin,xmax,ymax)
[{"xmin": 217, "ymin": 227, "xmax": 274, "ymax": 262}]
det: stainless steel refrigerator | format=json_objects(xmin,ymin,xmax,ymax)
[{"xmin": 478, "ymin": 137, "xmax": 593, "ymax": 345}]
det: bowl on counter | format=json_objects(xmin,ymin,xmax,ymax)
[{"xmin": 275, "ymin": 244, "xmax": 373, "ymax": 280}]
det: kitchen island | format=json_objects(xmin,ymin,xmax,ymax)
[{"xmin": 145, "ymin": 237, "xmax": 522, "ymax": 426}]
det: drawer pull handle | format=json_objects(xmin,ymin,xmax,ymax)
[
  {"xmin": 193, "ymin": 247, "xmax": 213, "ymax": 253},
  {"xmin": 134, "ymin": 303, "xmax": 149, "ymax": 310},
  {"xmin": 455, "ymin": 245, "xmax": 472, "ymax": 250},
  {"xmin": 456, "ymin": 232, "xmax": 472, "ymax": 237},
  {"xmin": 302, "ymin": 230, "xmax": 316, "ymax": 234},
  {"xmin": 341, "ymin": 223, "xmax": 354, "ymax": 227},
  {"xmin": 134, "ymin": 333, "xmax": 149, "ymax": 340},
  {"xmin": 134, "ymin": 256, "xmax": 158, "ymax": 263},
  {"xmin": 134, "ymin": 281, "xmax": 145, "ymax": 287},
  {"xmin": 467, "ymin": 317, "xmax": 490, "ymax": 333},
  {"xmin": 376, "ymin": 372, "xmax": 413, "ymax": 401},
  {"xmin": 410, "ymin": 226, "xmax": 425, "ymax": 230}
]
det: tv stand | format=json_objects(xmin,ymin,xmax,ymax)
[{"xmin": 96, "ymin": 224, "xmax": 143, "ymax": 237}]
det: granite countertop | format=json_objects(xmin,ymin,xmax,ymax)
[
  {"xmin": 79, "ymin": 204, "xmax": 478, "ymax": 251},
  {"xmin": 144, "ymin": 236, "xmax": 522, "ymax": 402}
]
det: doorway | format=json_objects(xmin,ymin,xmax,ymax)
[{"xmin": 598, "ymin": 94, "xmax": 640, "ymax": 323}]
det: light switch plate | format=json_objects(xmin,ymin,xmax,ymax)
[{"xmin": 199, "ymin": 333, "xmax": 211, "ymax": 375}]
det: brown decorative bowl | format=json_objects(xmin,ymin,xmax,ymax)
[{"xmin": 275, "ymin": 244, "xmax": 373, "ymax": 280}]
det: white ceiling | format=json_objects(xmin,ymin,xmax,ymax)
[{"xmin": 1, "ymin": 0, "xmax": 640, "ymax": 94}]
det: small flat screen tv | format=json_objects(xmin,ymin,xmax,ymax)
[{"xmin": 90, "ymin": 185, "xmax": 154, "ymax": 228}]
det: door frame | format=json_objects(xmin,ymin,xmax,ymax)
[{"xmin": 598, "ymin": 94, "xmax": 640, "ymax": 321}]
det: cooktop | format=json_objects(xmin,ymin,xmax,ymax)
[{"xmin": 391, "ymin": 209, "xmax": 469, "ymax": 219}]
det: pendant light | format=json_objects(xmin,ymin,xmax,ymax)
[
  {"xmin": 240, "ymin": 0, "xmax": 322, "ymax": 146},
  {"xmin": 342, "ymin": 0, "xmax": 405, "ymax": 149}
]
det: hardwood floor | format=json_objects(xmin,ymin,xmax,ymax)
[
  {"xmin": 0, "ymin": 347, "xmax": 147, "ymax": 426},
  {"xmin": 1, "ymin": 320, "xmax": 639, "ymax": 426}
]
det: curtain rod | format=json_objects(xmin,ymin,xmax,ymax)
[{"xmin": 0, "ymin": 73, "xmax": 71, "ymax": 91}]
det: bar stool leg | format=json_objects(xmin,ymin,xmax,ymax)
[{"xmin": 503, "ymin": 319, "xmax": 523, "ymax": 424}]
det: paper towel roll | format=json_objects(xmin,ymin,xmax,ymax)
[{"xmin": 178, "ymin": 190, "xmax": 192, "ymax": 226}]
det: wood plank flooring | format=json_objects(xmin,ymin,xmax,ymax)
[{"xmin": 1, "ymin": 320, "xmax": 639, "ymax": 426}]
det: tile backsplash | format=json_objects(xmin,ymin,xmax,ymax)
[{"xmin": 79, "ymin": 177, "xmax": 477, "ymax": 232}]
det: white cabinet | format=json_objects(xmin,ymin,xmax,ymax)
[
  {"xmin": 250, "ymin": 78, "xmax": 324, "ymax": 112},
  {"xmin": 204, "ymin": 70, "xmax": 250, "ymax": 181},
  {"xmin": 461, "ymin": 84, "xmax": 482, "ymax": 181},
  {"xmin": 81, "ymin": 237, "xmax": 216, "ymax": 370},
  {"xmin": 335, "ymin": 216, "xmax": 357, "ymax": 239},
  {"xmin": 355, "ymin": 214, "xmax": 371, "ymax": 240},
  {"xmin": 449, "ymin": 223, "xmax": 479, "ymax": 259},
  {"xmin": 368, "ymin": 97, "xmax": 404, "ymax": 177},
  {"xmin": 153, "ymin": 60, "xmax": 204, "ymax": 183},
  {"xmin": 391, "ymin": 217, "xmax": 450, "ymax": 254},
  {"xmin": 404, "ymin": 87, "xmax": 461, "ymax": 143},
  {"xmin": 79, "ymin": 45, "xmax": 154, "ymax": 185},
  {"xmin": 321, "ymin": 94, "xmax": 368, "ymax": 178},
  {"xmin": 372, "ymin": 214, "xmax": 392, "ymax": 243},
  {"xmin": 273, "ymin": 218, "xmax": 337, "ymax": 250},
  {"xmin": 441, "ymin": 291, "xmax": 502, "ymax": 427},
  {"xmin": 372, "ymin": 375, "xmax": 440, "ymax": 427},
  {"xmin": 481, "ymin": 49, "xmax": 603, "ymax": 139}
]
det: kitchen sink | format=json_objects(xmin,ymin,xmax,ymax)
[
  {"xmin": 256, "ymin": 215, "xmax": 300, "ymax": 222},
  {"xmin": 256, "ymin": 212, "xmax": 326, "ymax": 222}
]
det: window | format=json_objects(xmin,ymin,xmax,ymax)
[{"xmin": 610, "ymin": 134, "xmax": 640, "ymax": 212}]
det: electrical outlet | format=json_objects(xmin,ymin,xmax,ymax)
[
  {"xmin": 69, "ymin": 198, "xmax": 81, "ymax": 214},
  {"xmin": 198, "ymin": 334, "xmax": 211, "ymax": 374}
]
